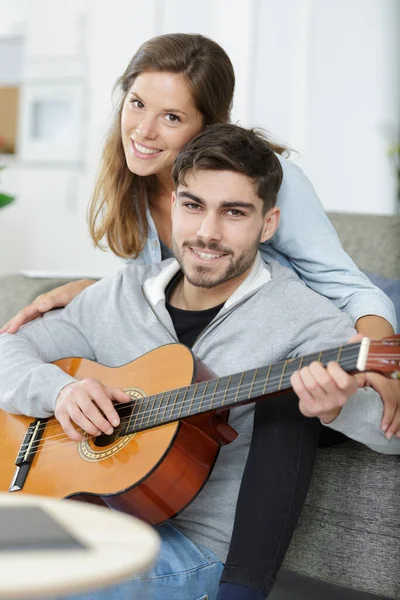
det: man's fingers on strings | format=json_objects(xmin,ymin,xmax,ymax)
[
  {"xmin": 109, "ymin": 387, "xmax": 132, "ymax": 403},
  {"xmin": 326, "ymin": 361, "xmax": 358, "ymax": 397},
  {"xmin": 81, "ymin": 380, "xmax": 124, "ymax": 428},
  {"xmin": 57, "ymin": 412, "xmax": 86, "ymax": 442},
  {"xmin": 290, "ymin": 371, "xmax": 317, "ymax": 416},
  {"xmin": 297, "ymin": 365, "xmax": 329, "ymax": 404},
  {"xmin": 307, "ymin": 362, "xmax": 338, "ymax": 397},
  {"xmin": 67, "ymin": 402, "xmax": 104, "ymax": 437},
  {"xmin": 76, "ymin": 394, "xmax": 116, "ymax": 435}
]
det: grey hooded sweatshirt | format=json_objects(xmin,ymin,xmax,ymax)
[{"xmin": 0, "ymin": 255, "xmax": 398, "ymax": 561}]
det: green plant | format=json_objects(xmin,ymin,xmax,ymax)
[{"xmin": 0, "ymin": 165, "xmax": 14, "ymax": 209}]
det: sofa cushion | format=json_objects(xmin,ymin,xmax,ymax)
[
  {"xmin": 327, "ymin": 213, "xmax": 400, "ymax": 280},
  {"xmin": 283, "ymin": 441, "xmax": 400, "ymax": 598}
]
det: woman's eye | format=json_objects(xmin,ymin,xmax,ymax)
[
  {"xmin": 131, "ymin": 99, "xmax": 144, "ymax": 109},
  {"xmin": 165, "ymin": 113, "xmax": 181, "ymax": 123}
]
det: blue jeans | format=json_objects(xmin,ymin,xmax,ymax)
[{"xmin": 60, "ymin": 522, "xmax": 224, "ymax": 600}]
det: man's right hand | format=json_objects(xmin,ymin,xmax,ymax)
[
  {"xmin": 55, "ymin": 379, "xmax": 132, "ymax": 441},
  {"xmin": 0, "ymin": 279, "xmax": 96, "ymax": 334}
]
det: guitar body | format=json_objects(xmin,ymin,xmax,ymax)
[{"xmin": 0, "ymin": 345, "xmax": 235, "ymax": 524}]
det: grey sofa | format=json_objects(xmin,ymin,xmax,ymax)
[
  {"xmin": 276, "ymin": 213, "xmax": 400, "ymax": 600},
  {"xmin": 0, "ymin": 212, "xmax": 399, "ymax": 600}
]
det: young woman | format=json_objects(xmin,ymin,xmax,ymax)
[{"xmin": 2, "ymin": 34, "xmax": 398, "ymax": 600}]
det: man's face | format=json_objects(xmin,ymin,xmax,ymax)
[{"xmin": 172, "ymin": 169, "xmax": 279, "ymax": 290}]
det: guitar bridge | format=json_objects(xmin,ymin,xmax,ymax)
[{"xmin": 9, "ymin": 418, "xmax": 46, "ymax": 492}]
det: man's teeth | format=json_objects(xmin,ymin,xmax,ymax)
[
  {"xmin": 134, "ymin": 142, "xmax": 161, "ymax": 155},
  {"xmin": 193, "ymin": 249, "xmax": 223, "ymax": 260}
]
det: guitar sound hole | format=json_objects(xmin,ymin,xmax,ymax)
[
  {"xmin": 93, "ymin": 404, "xmax": 135, "ymax": 447},
  {"xmin": 93, "ymin": 431, "xmax": 118, "ymax": 447}
]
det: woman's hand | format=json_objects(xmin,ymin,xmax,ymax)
[
  {"xmin": 292, "ymin": 332, "xmax": 400, "ymax": 439},
  {"xmin": 361, "ymin": 372, "xmax": 400, "ymax": 440},
  {"xmin": 0, "ymin": 279, "xmax": 96, "ymax": 334},
  {"xmin": 55, "ymin": 379, "xmax": 132, "ymax": 441},
  {"xmin": 348, "ymin": 332, "xmax": 400, "ymax": 439}
]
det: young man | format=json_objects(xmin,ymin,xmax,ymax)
[{"xmin": 0, "ymin": 125, "xmax": 397, "ymax": 600}]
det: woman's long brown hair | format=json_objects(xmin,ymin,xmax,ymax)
[{"xmin": 88, "ymin": 33, "xmax": 287, "ymax": 258}]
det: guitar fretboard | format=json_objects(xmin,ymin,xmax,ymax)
[{"xmin": 121, "ymin": 342, "xmax": 361, "ymax": 436}]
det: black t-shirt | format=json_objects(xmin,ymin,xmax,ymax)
[{"xmin": 165, "ymin": 274, "xmax": 223, "ymax": 348}]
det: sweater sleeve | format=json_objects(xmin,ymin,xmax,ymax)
[
  {"xmin": 323, "ymin": 388, "xmax": 400, "ymax": 455},
  {"xmin": 283, "ymin": 279, "xmax": 400, "ymax": 455},
  {"xmin": 0, "ymin": 283, "xmax": 103, "ymax": 418},
  {"xmin": 259, "ymin": 155, "xmax": 397, "ymax": 330}
]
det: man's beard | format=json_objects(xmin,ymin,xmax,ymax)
[{"xmin": 172, "ymin": 235, "xmax": 261, "ymax": 289}]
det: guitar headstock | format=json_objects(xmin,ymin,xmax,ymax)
[{"xmin": 364, "ymin": 335, "xmax": 400, "ymax": 379}]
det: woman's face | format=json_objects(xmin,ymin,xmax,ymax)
[{"xmin": 121, "ymin": 71, "xmax": 205, "ymax": 181}]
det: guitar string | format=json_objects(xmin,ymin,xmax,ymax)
[
  {"xmin": 38, "ymin": 344, "xmax": 397, "ymax": 442},
  {"xmin": 17, "ymin": 355, "xmax": 367, "ymax": 454},
  {"xmin": 19, "ymin": 346, "xmax": 400, "ymax": 439},
  {"xmin": 30, "ymin": 350, "xmax": 361, "ymax": 439},
  {"xmin": 16, "ymin": 364, "xmax": 388, "ymax": 457},
  {"xmin": 23, "ymin": 346, "xmax": 394, "ymax": 451}
]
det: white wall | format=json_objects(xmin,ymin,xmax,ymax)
[
  {"xmin": 304, "ymin": 0, "xmax": 400, "ymax": 214},
  {"xmin": 0, "ymin": 0, "xmax": 28, "ymax": 36},
  {"xmin": 0, "ymin": 0, "xmax": 398, "ymax": 276}
]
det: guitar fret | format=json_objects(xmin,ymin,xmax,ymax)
[
  {"xmin": 132, "ymin": 395, "xmax": 145, "ymax": 432},
  {"xmin": 262, "ymin": 364, "xmax": 272, "ymax": 395},
  {"xmin": 221, "ymin": 375, "xmax": 232, "ymax": 406},
  {"xmin": 160, "ymin": 391, "xmax": 171, "ymax": 425},
  {"xmin": 278, "ymin": 361, "xmax": 287, "ymax": 390},
  {"xmin": 161, "ymin": 390, "xmax": 173, "ymax": 423},
  {"xmin": 249, "ymin": 368, "xmax": 258, "ymax": 398},
  {"xmin": 301, "ymin": 352, "xmax": 320, "ymax": 367},
  {"xmin": 177, "ymin": 386, "xmax": 190, "ymax": 419},
  {"xmin": 280, "ymin": 359, "xmax": 300, "ymax": 390},
  {"xmin": 197, "ymin": 380, "xmax": 209, "ymax": 413},
  {"xmin": 168, "ymin": 388, "xmax": 182, "ymax": 422},
  {"xmin": 146, "ymin": 393, "xmax": 158, "ymax": 427},
  {"xmin": 153, "ymin": 390, "xmax": 168, "ymax": 426},
  {"xmin": 233, "ymin": 372, "xmax": 245, "ymax": 404},
  {"xmin": 186, "ymin": 382, "xmax": 199, "ymax": 417},
  {"xmin": 138, "ymin": 395, "xmax": 152, "ymax": 430},
  {"xmin": 206, "ymin": 379, "xmax": 219, "ymax": 412},
  {"xmin": 337, "ymin": 346, "xmax": 343, "ymax": 363},
  {"xmin": 125, "ymin": 397, "xmax": 135, "ymax": 433}
]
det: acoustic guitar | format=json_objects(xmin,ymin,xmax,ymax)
[{"xmin": 1, "ymin": 336, "xmax": 399, "ymax": 524}]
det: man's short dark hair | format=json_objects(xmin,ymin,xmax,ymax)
[{"xmin": 172, "ymin": 124, "xmax": 283, "ymax": 213}]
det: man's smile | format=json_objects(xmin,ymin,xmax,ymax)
[{"xmin": 188, "ymin": 247, "xmax": 229, "ymax": 262}]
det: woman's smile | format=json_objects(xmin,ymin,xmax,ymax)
[{"xmin": 131, "ymin": 139, "xmax": 164, "ymax": 159}]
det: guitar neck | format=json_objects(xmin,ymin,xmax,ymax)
[{"xmin": 124, "ymin": 341, "xmax": 366, "ymax": 435}]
